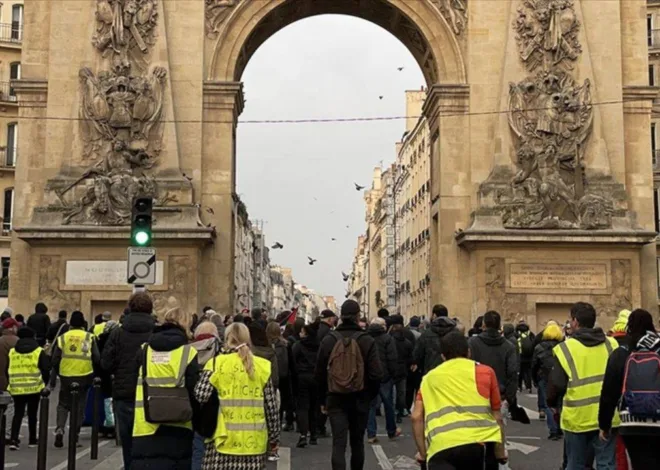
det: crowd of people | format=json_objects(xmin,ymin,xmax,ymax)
[{"xmin": 0, "ymin": 297, "xmax": 657, "ymax": 469}]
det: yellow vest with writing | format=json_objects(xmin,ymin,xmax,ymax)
[
  {"xmin": 92, "ymin": 323, "xmax": 106, "ymax": 338},
  {"xmin": 554, "ymin": 336, "xmax": 620, "ymax": 433},
  {"xmin": 206, "ymin": 353, "xmax": 271, "ymax": 455},
  {"xmin": 8, "ymin": 348, "xmax": 44, "ymax": 395},
  {"xmin": 133, "ymin": 344, "xmax": 197, "ymax": 437},
  {"xmin": 58, "ymin": 329, "xmax": 93, "ymax": 377},
  {"xmin": 421, "ymin": 357, "xmax": 501, "ymax": 461}
]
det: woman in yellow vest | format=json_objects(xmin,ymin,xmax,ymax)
[
  {"xmin": 8, "ymin": 327, "xmax": 50, "ymax": 450},
  {"xmin": 194, "ymin": 322, "xmax": 281, "ymax": 470},
  {"xmin": 131, "ymin": 307, "xmax": 200, "ymax": 470}
]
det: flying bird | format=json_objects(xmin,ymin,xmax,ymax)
[
  {"xmin": 205, "ymin": 207, "xmax": 214, "ymax": 215},
  {"xmin": 331, "ymin": 238, "xmax": 336, "ymax": 241},
  {"xmin": 345, "ymin": 225, "xmax": 350, "ymax": 229},
  {"xmin": 397, "ymin": 67, "xmax": 404, "ymax": 71},
  {"xmin": 308, "ymin": 257, "xmax": 317, "ymax": 266},
  {"xmin": 342, "ymin": 272, "xmax": 350, "ymax": 282},
  {"xmin": 379, "ymin": 96, "xmax": 384, "ymax": 100},
  {"xmin": 354, "ymin": 183, "xmax": 365, "ymax": 191},
  {"xmin": 272, "ymin": 242, "xmax": 284, "ymax": 249}
]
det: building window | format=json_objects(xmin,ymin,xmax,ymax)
[
  {"xmin": 655, "ymin": 187, "xmax": 660, "ymax": 233},
  {"xmin": 651, "ymin": 64, "xmax": 656, "ymax": 87},
  {"xmin": 11, "ymin": 4, "xmax": 22, "ymax": 41},
  {"xmin": 649, "ymin": 14, "xmax": 654, "ymax": 47},
  {"xmin": 3, "ymin": 188, "xmax": 12, "ymax": 232},
  {"xmin": 653, "ymin": 123, "xmax": 657, "ymax": 168},
  {"xmin": 6, "ymin": 123, "xmax": 16, "ymax": 167},
  {"xmin": 0, "ymin": 257, "xmax": 8, "ymax": 296},
  {"xmin": 9, "ymin": 62, "xmax": 19, "ymax": 99}
]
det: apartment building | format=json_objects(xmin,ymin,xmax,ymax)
[{"xmin": 647, "ymin": 6, "xmax": 660, "ymax": 297}]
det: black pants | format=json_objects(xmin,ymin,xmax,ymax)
[
  {"xmin": 428, "ymin": 443, "xmax": 485, "ymax": 470},
  {"xmin": 279, "ymin": 376, "xmax": 294, "ymax": 427},
  {"xmin": 622, "ymin": 435, "xmax": 660, "ymax": 470},
  {"xmin": 406, "ymin": 370, "xmax": 421, "ymax": 411},
  {"xmin": 10, "ymin": 393, "xmax": 40, "ymax": 442},
  {"xmin": 296, "ymin": 376, "xmax": 318, "ymax": 437},
  {"xmin": 519, "ymin": 361, "xmax": 532, "ymax": 390},
  {"xmin": 328, "ymin": 400, "xmax": 369, "ymax": 470}
]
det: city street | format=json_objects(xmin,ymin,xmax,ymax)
[{"xmin": 2, "ymin": 391, "xmax": 562, "ymax": 470}]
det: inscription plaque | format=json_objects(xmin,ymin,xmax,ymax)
[
  {"xmin": 66, "ymin": 261, "xmax": 164, "ymax": 286},
  {"xmin": 509, "ymin": 263, "xmax": 607, "ymax": 290}
]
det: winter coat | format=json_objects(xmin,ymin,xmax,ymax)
[
  {"xmin": 531, "ymin": 340, "xmax": 560, "ymax": 383},
  {"xmin": 46, "ymin": 319, "xmax": 68, "ymax": 344},
  {"xmin": 5, "ymin": 336, "xmax": 50, "ymax": 392},
  {"xmin": 468, "ymin": 328, "xmax": 518, "ymax": 404},
  {"xmin": 130, "ymin": 323, "xmax": 200, "ymax": 470},
  {"xmin": 291, "ymin": 335, "xmax": 319, "ymax": 377},
  {"xmin": 318, "ymin": 321, "xmax": 333, "ymax": 343},
  {"xmin": 412, "ymin": 317, "xmax": 457, "ymax": 375},
  {"xmin": 273, "ymin": 337, "xmax": 290, "ymax": 381},
  {"xmin": 252, "ymin": 344, "xmax": 279, "ymax": 388},
  {"xmin": 0, "ymin": 330, "xmax": 17, "ymax": 391},
  {"xmin": 406, "ymin": 327, "xmax": 421, "ymax": 341},
  {"xmin": 26, "ymin": 313, "xmax": 51, "ymax": 344},
  {"xmin": 515, "ymin": 324, "xmax": 535, "ymax": 362},
  {"xmin": 315, "ymin": 319, "xmax": 384, "ymax": 412},
  {"xmin": 367, "ymin": 324, "xmax": 398, "ymax": 383},
  {"xmin": 100, "ymin": 311, "xmax": 155, "ymax": 401},
  {"xmin": 390, "ymin": 329, "xmax": 413, "ymax": 381},
  {"xmin": 96, "ymin": 328, "xmax": 117, "ymax": 397}
]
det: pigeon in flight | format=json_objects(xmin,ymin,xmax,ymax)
[
  {"xmin": 397, "ymin": 67, "xmax": 404, "ymax": 71},
  {"xmin": 205, "ymin": 207, "xmax": 215, "ymax": 215},
  {"xmin": 272, "ymin": 242, "xmax": 284, "ymax": 249},
  {"xmin": 331, "ymin": 238, "xmax": 336, "ymax": 241},
  {"xmin": 342, "ymin": 272, "xmax": 350, "ymax": 282},
  {"xmin": 355, "ymin": 183, "xmax": 365, "ymax": 191},
  {"xmin": 308, "ymin": 257, "xmax": 317, "ymax": 266},
  {"xmin": 379, "ymin": 96, "xmax": 384, "ymax": 100}
]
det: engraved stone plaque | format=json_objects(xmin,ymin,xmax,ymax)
[
  {"xmin": 65, "ymin": 261, "xmax": 164, "ymax": 286},
  {"xmin": 509, "ymin": 264, "xmax": 607, "ymax": 291}
]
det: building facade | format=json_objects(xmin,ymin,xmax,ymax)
[
  {"xmin": 271, "ymin": 265, "xmax": 295, "ymax": 314},
  {"xmin": 251, "ymin": 223, "xmax": 272, "ymax": 311},
  {"xmin": 233, "ymin": 196, "xmax": 254, "ymax": 312},
  {"xmin": 348, "ymin": 235, "xmax": 368, "ymax": 313},
  {"xmin": 647, "ymin": 5, "xmax": 660, "ymax": 301}
]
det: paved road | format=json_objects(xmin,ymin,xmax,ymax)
[{"xmin": 1, "ymin": 391, "xmax": 563, "ymax": 470}]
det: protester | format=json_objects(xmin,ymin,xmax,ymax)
[
  {"xmin": 407, "ymin": 316, "xmax": 422, "ymax": 340},
  {"xmin": 101, "ymin": 292, "xmax": 156, "ymax": 470},
  {"xmin": 316, "ymin": 299, "xmax": 383, "ymax": 470},
  {"xmin": 412, "ymin": 305, "xmax": 456, "ymax": 375},
  {"xmin": 366, "ymin": 317, "xmax": 400, "ymax": 442},
  {"xmin": 208, "ymin": 312, "xmax": 225, "ymax": 340},
  {"xmin": 287, "ymin": 318, "xmax": 304, "ymax": 349},
  {"xmin": 468, "ymin": 316, "xmax": 484, "ymax": 337},
  {"xmin": 411, "ymin": 332, "xmax": 506, "ymax": 469},
  {"xmin": 267, "ymin": 320, "xmax": 294, "ymax": 433},
  {"xmin": 131, "ymin": 307, "xmax": 200, "ymax": 470},
  {"xmin": 291, "ymin": 322, "xmax": 320, "ymax": 448},
  {"xmin": 7, "ymin": 326, "xmax": 50, "ymax": 450},
  {"xmin": 0, "ymin": 318, "xmax": 19, "ymax": 391},
  {"xmin": 516, "ymin": 321, "xmax": 535, "ymax": 394},
  {"xmin": 14, "ymin": 314, "xmax": 25, "ymax": 327},
  {"xmin": 92, "ymin": 312, "xmax": 111, "ymax": 338},
  {"xmin": 390, "ymin": 321, "xmax": 413, "ymax": 421},
  {"xmin": 46, "ymin": 310, "xmax": 68, "ymax": 344},
  {"xmin": 318, "ymin": 309, "xmax": 337, "ymax": 343},
  {"xmin": 249, "ymin": 322, "xmax": 279, "ymax": 388},
  {"xmin": 0, "ymin": 307, "xmax": 12, "ymax": 321},
  {"xmin": 531, "ymin": 323, "xmax": 564, "ymax": 439},
  {"xmin": 378, "ymin": 307, "xmax": 392, "ymax": 328},
  {"xmin": 50, "ymin": 310, "xmax": 100, "ymax": 448},
  {"xmin": 547, "ymin": 302, "xmax": 619, "ymax": 470},
  {"xmin": 27, "ymin": 302, "xmax": 51, "ymax": 347},
  {"xmin": 193, "ymin": 322, "xmax": 280, "ymax": 469},
  {"xmin": 599, "ymin": 309, "xmax": 660, "ymax": 470},
  {"xmin": 503, "ymin": 323, "xmax": 517, "ymax": 348}
]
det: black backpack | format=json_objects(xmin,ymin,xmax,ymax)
[
  {"xmin": 518, "ymin": 332, "xmax": 534, "ymax": 357},
  {"xmin": 622, "ymin": 350, "xmax": 660, "ymax": 418}
]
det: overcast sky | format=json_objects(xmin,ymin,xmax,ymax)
[{"xmin": 237, "ymin": 15, "xmax": 425, "ymax": 306}]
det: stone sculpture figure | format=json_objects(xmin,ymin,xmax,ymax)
[
  {"xmin": 432, "ymin": 0, "xmax": 468, "ymax": 35},
  {"xmin": 205, "ymin": 0, "xmax": 239, "ymax": 38}
]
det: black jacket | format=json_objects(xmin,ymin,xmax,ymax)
[
  {"xmin": 390, "ymin": 329, "xmax": 413, "ymax": 380},
  {"xmin": 101, "ymin": 311, "xmax": 155, "ymax": 401},
  {"xmin": 315, "ymin": 320, "xmax": 383, "ymax": 412},
  {"xmin": 46, "ymin": 319, "xmax": 68, "ymax": 343},
  {"xmin": 131, "ymin": 323, "xmax": 200, "ymax": 470},
  {"xmin": 318, "ymin": 321, "xmax": 332, "ymax": 343},
  {"xmin": 547, "ymin": 327, "xmax": 610, "ymax": 408},
  {"xmin": 531, "ymin": 340, "xmax": 560, "ymax": 383},
  {"xmin": 292, "ymin": 335, "xmax": 319, "ymax": 377},
  {"xmin": 368, "ymin": 324, "xmax": 398, "ymax": 383},
  {"xmin": 412, "ymin": 317, "xmax": 456, "ymax": 375},
  {"xmin": 468, "ymin": 328, "xmax": 518, "ymax": 404},
  {"xmin": 27, "ymin": 313, "xmax": 51, "ymax": 343},
  {"xmin": 6, "ymin": 337, "xmax": 50, "ymax": 387}
]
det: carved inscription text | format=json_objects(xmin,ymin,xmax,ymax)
[{"xmin": 509, "ymin": 263, "xmax": 607, "ymax": 290}]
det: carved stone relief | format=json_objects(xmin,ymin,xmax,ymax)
[
  {"xmin": 152, "ymin": 256, "xmax": 193, "ymax": 318},
  {"xmin": 485, "ymin": 258, "xmax": 528, "ymax": 321},
  {"xmin": 432, "ymin": 0, "xmax": 467, "ymax": 35},
  {"xmin": 38, "ymin": 256, "xmax": 81, "ymax": 313},
  {"xmin": 205, "ymin": 0, "xmax": 240, "ymax": 39}
]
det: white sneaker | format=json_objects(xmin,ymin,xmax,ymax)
[{"xmin": 268, "ymin": 452, "xmax": 280, "ymax": 462}]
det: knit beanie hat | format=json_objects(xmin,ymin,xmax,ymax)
[{"xmin": 70, "ymin": 311, "xmax": 86, "ymax": 328}]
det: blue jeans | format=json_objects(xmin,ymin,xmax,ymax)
[
  {"xmin": 114, "ymin": 400, "xmax": 135, "ymax": 470},
  {"xmin": 191, "ymin": 432, "xmax": 205, "ymax": 470},
  {"xmin": 564, "ymin": 429, "xmax": 616, "ymax": 470},
  {"xmin": 367, "ymin": 380, "xmax": 397, "ymax": 438},
  {"xmin": 537, "ymin": 378, "xmax": 559, "ymax": 434}
]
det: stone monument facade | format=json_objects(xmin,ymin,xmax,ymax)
[{"xmin": 10, "ymin": 0, "xmax": 657, "ymax": 326}]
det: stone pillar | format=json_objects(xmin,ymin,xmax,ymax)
[
  {"xmin": 424, "ymin": 84, "xmax": 473, "ymax": 321},
  {"xmin": 200, "ymin": 81, "xmax": 243, "ymax": 313}
]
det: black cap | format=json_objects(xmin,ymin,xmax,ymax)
[
  {"xmin": 321, "ymin": 309, "xmax": 337, "ymax": 319},
  {"xmin": 341, "ymin": 300, "xmax": 360, "ymax": 317}
]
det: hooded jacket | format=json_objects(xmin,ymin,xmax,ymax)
[
  {"xmin": 0, "ymin": 329, "xmax": 17, "ymax": 391},
  {"xmin": 252, "ymin": 344, "xmax": 279, "ymax": 388},
  {"xmin": 412, "ymin": 317, "xmax": 456, "ymax": 375},
  {"xmin": 515, "ymin": 323, "xmax": 535, "ymax": 361},
  {"xmin": 531, "ymin": 339, "xmax": 560, "ymax": 382},
  {"xmin": 291, "ymin": 334, "xmax": 319, "ymax": 377},
  {"xmin": 546, "ymin": 327, "xmax": 609, "ymax": 408},
  {"xmin": 390, "ymin": 329, "xmax": 413, "ymax": 380},
  {"xmin": 468, "ymin": 328, "xmax": 518, "ymax": 404},
  {"xmin": 5, "ymin": 336, "xmax": 50, "ymax": 390},
  {"xmin": 26, "ymin": 312, "xmax": 51, "ymax": 344},
  {"xmin": 367, "ymin": 324, "xmax": 398, "ymax": 382},
  {"xmin": 101, "ymin": 311, "xmax": 155, "ymax": 401}
]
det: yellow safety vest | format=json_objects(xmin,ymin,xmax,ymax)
[
  {"xmin": 206, "ymin": 352, "xmax": 271, "ymax": 456},
  {"xmin": 8, "ymin": 348, "xmax": 44, "ymax": 395},
  {"xmin": 58, "ymin": 329, "xmax": 94, "ymax": 377},
  {"xmin": 92, "ymin": 323, "xmax": 106, "ymax": 338},
  {"xmin": 133, "ymin": 344, "xmax": 197, "ymax": 437},
  {"xmin": 554, "ymin": 336, "xmax": 620, "ymax": 433},
  {"xmin": 420, "ymin": 357, "xmax": 501, "ymax": 461}
]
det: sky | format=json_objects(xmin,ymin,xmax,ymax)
[{"xmin": 236, "ymin": 15, "xmax": 425, "ymax": 305}]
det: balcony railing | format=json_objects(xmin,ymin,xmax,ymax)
[
  {"xmin": 0, "ymin": 23, "xmax": 22, "ymax": 44},
  {"xmin": 649, "ymin": 30, "xmax": 660, "ymax": 49},
  {"xmin": 0, "ymin": 82, "xmax": 17, "ymax": 104},
  {"xmin": 654, "ymin": 149, "xmax": 660, "ymax": 171},
  {"xmin": 0, "ymin": 148, "xmax": 16, "ymax": 169}
]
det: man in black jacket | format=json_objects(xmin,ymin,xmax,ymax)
[
  {"xmin": 46, "ymin": 310, "xmax": 69, "ymax": 344},
  {"xmin": 318, "ymin": 309, "xmax": 337, "ymax": 343},
  {"xmin": 27, "ymin": 302, "xmax": 51, "ymax": 347},
  {"xmin": 316, "ymin": 300, "xmax": 383, "ymax": 470},
  {"xmin": 101, "ymin": 293, "xmax": 155, "ymax": 470},
  {"xmin": 412, "ymin": 305, "xmax": 456, "ymax": 375}
]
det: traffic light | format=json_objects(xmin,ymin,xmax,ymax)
[{"xmin": 131, "ymin": 197, "xmax": 153, "ymax": 247}]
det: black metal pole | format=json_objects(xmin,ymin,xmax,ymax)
[
  {"xmin": 91, "ymin": 378, "xmax": 101, "ymax": 460},
  {"xmin": 0, "ymin": 406, "xmax": 6, "ymax": 470},
  {"xmin": 36, "ymin": 388, "xmax": 51, "ymax": 470},
  {"xmin": 67, "ymin": 382, "xmax": 80, "ymax": 470}
]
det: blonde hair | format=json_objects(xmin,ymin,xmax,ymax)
[
  {"xmin": 266, "ymin": 321, "xmax": 282, "ymax": 345},
  {"xmin": 225, "ymin": 323, "xmax": 255, "ymax": 379},
  {"xmin": 164, "ymin": 307, "xmax": 191, "ymax": 332},
  {"xmin": 371, "ymin": 317, "xmax": 386, "ymax": 328},
  {"xmin": 194, "ymin": 321, "xmax": 218, "ymax": 339},
  {"xmin": 543, "ymin": 324, "xmax": 564, "ymax": 342}
]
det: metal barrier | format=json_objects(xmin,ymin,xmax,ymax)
[
  {"xmin": 91, "ymin": 378, "xmax": 102, "ymax": 460},
  {"xmin": 0, "ymin": 392, "xmax": 13, "ymax": 470},
  {"xmin": 68, "ymin": 383, "xmax": 80, "ymax": 470},
  {"xmin": 37, "ymin": 388, "xmax": 51, "ymax": 470}
]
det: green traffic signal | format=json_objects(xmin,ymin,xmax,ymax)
[{"xmin": 134, "ymin": 230, "xmax": 151, "ymax": 246}]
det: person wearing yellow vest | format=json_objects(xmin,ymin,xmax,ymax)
[
  {"xmin": 412, "ymin": 331, "xmax": 506, "ymax": 469},
  {"xmin": 547, "ymin": 302, "xmax": 619, "ymax": 470},
  {"xmin": 131, "ymin": 307, "xmax": 200, "ymax": 470},
  {"xmin": 7, "ymin": 326, "xmax": 50, "ymax": 450},
  {"xmin": 50, "ymin": 310, "xmax": 100, "ymax": 449},
  {"xmin": 92, "ymin": 312, "xmax": 111, "ymax": 338},
  {"xmin": 194, "ymin": 322, "xmax": 281, "ymax": 470}
]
